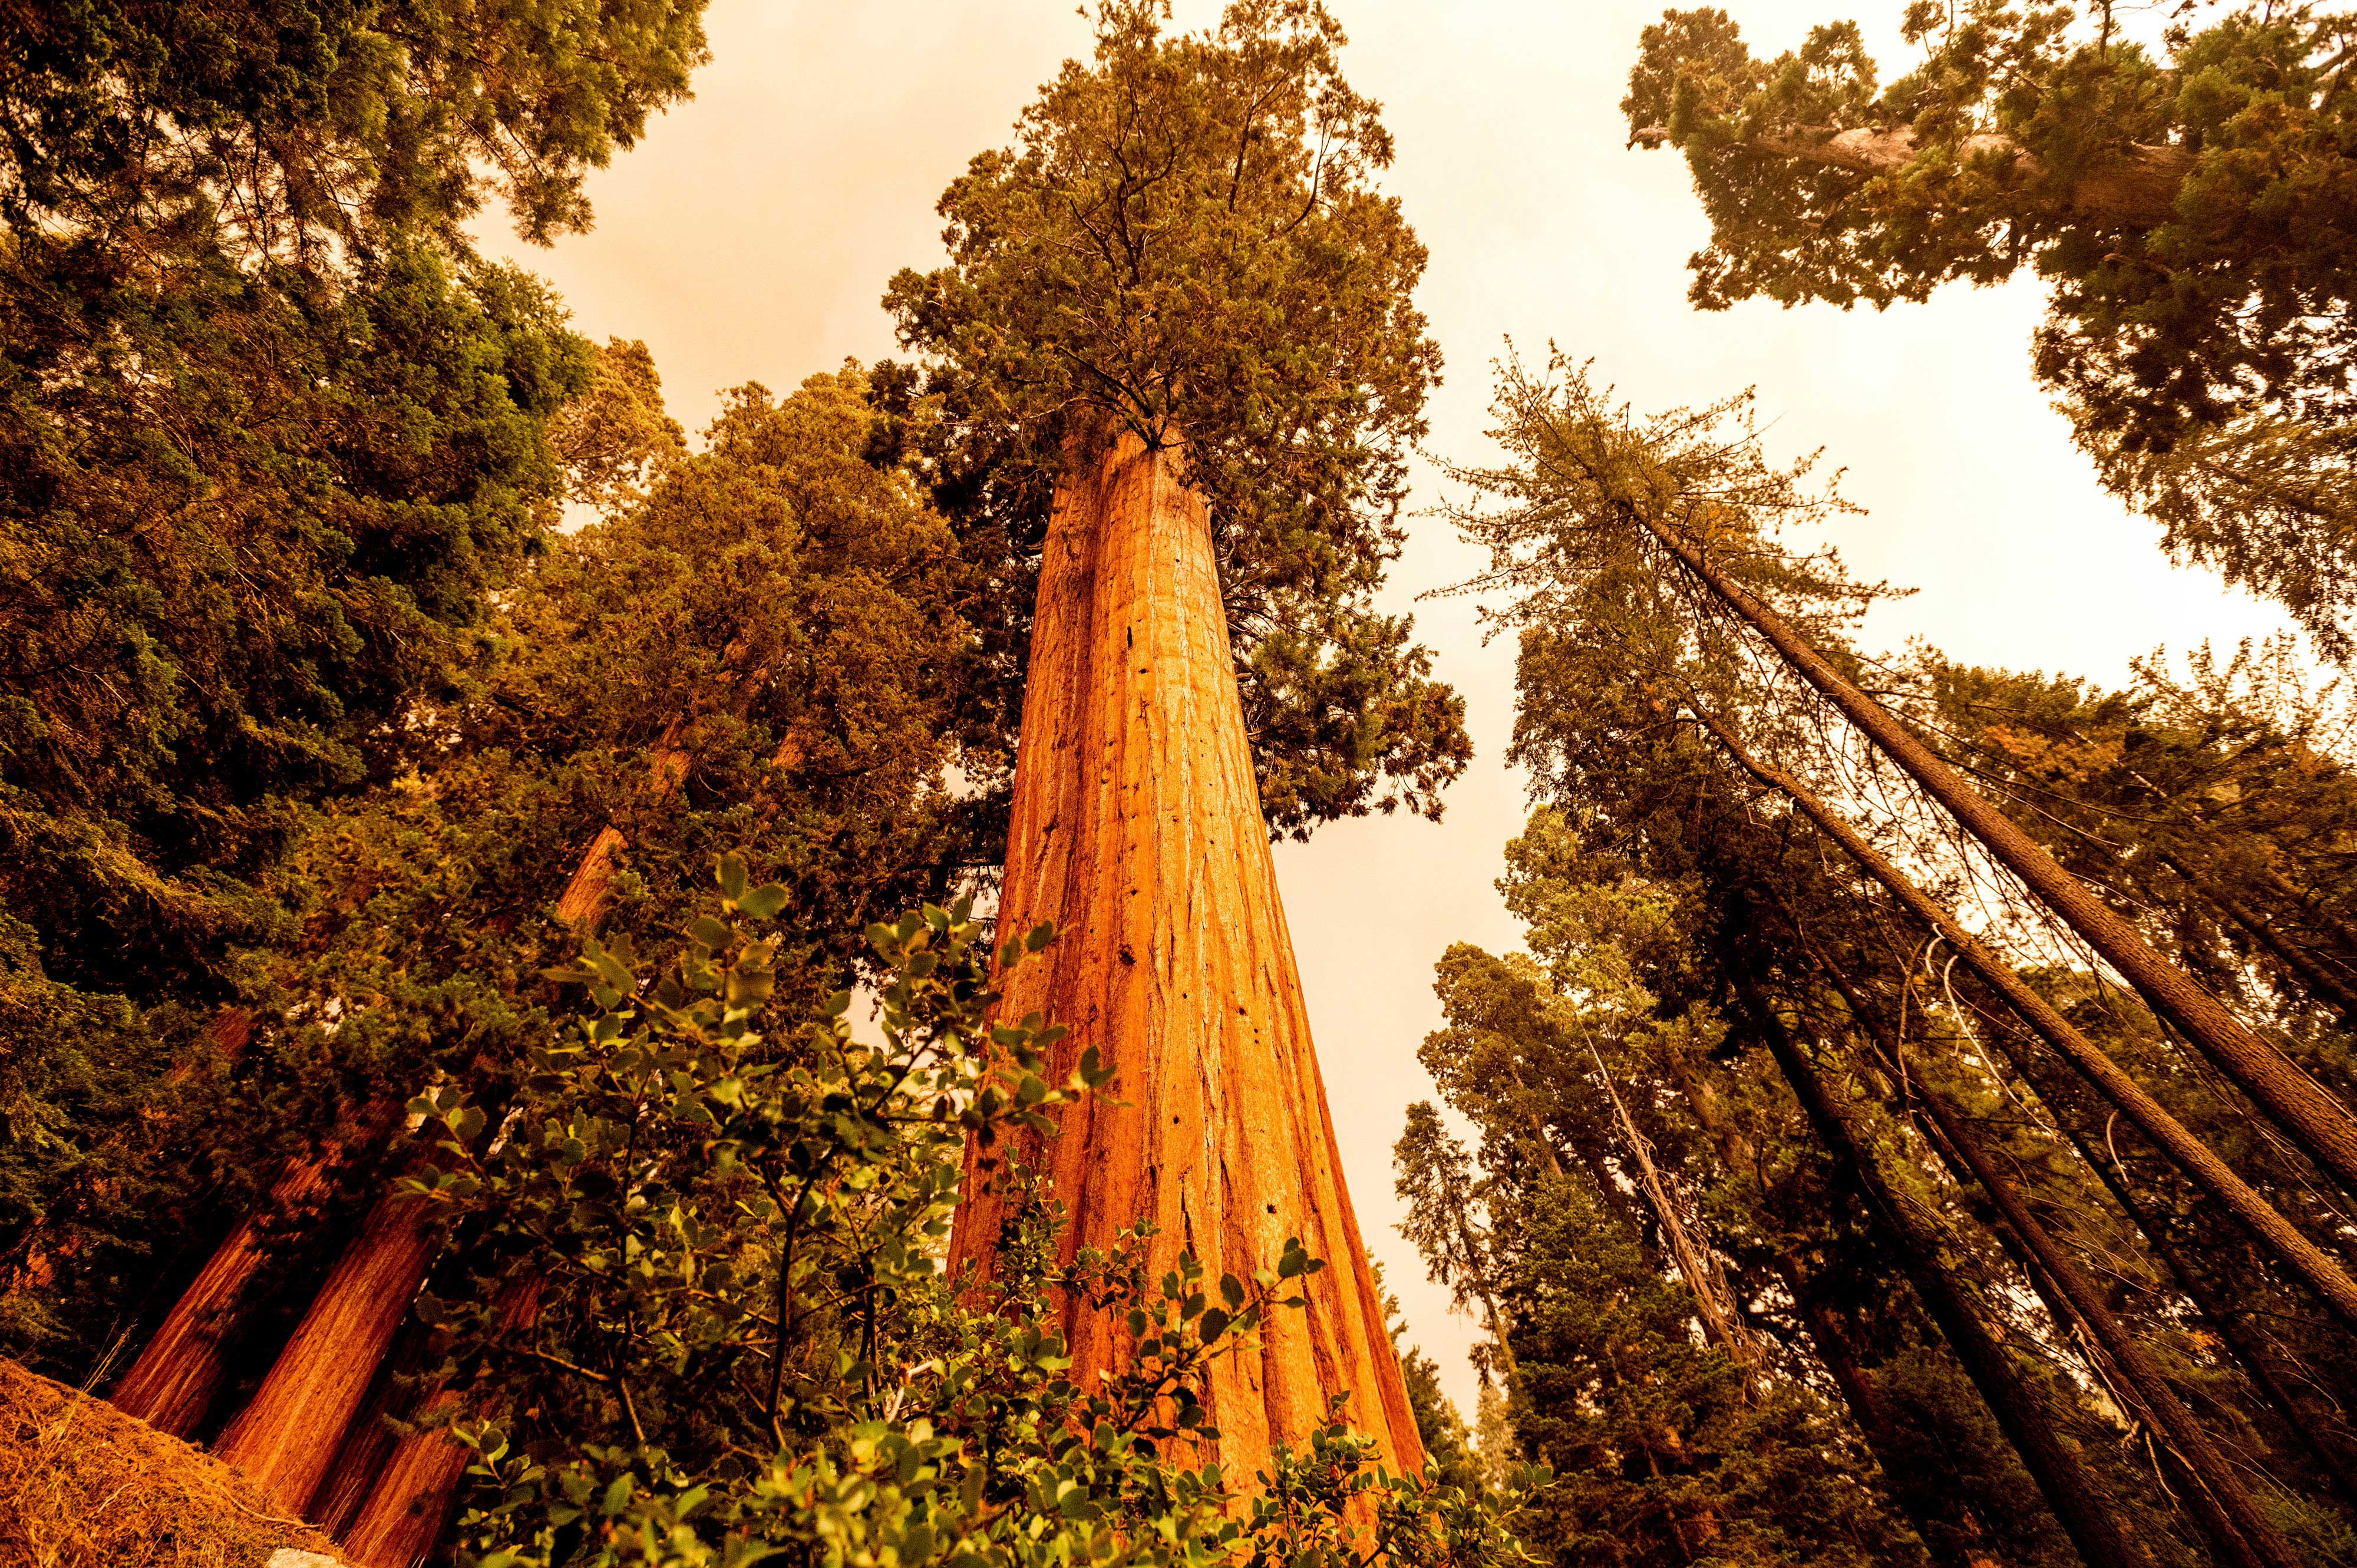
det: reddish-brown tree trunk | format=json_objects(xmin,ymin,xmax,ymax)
[
  {"xmin": 230, "ymin": 751, "xmax": 683, "ymax": 1526},
  {"xmin": 307, "ymin": 1315, "xmax": 432, "ymax": 1539},
  {"xmin": 312, "ymin": 649, "xmax": 786, "ymax": 1542},
  {"xmin": 103, "ymin": 1008, "xmax": 272, "ymax": 1434},
  {"xmin": 110, "ymin": 1152, "xmax": 329, "ymax": 1436},
  {"xmin": 340, "ymin": 1410, "xmax": 474, "ymax": 1568},
  {"xmin": 948, "ymin": 430, "xmax": 1424, "ymax": 1477},
  {"xmin": 338, "ymin": 1278, "xmax": 544, "ymax": 1567},
  {"xmin": 210, "ymin": 1181, "xmax": 445, "ymax": 1513}
]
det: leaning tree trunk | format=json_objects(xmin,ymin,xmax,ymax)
[
  {"xmin": 197, "ymin": 675, "xmax": 759, "ymax": 1530},
  {"xmin": 1689, "ymin": 705, "xmax": 2357, "ymax": 1329},
  {"xmin": 1832, "ymin": 975, "xmax": 2299, "ymax": 1568},
  {"xmin": 210, "ymin": 1179, "xmax": 448, "ymax": 1513},
  {"xmin": 1628, "ymin": 120, "xmax": 2191, "ymax": 225},
  {"xmin": 1646, "ymin": 512, "xmax": 2357, "ymax": 1198},
  {"xmin": 109, "ymin": 1148, "xmax": 327, "ymax": 1436},
  {"xmin": 110, "ymin": 1042, "xmax": 395, "ymax": 1440},
  {"xmin": 2154, "ymin": 847, "xmax": 2357, "ymax": 1021},
  {"xmin": 947, "ymin": 428, "xmax": 1425, "ymax": 1477},
  {"xmin": 1736, "ymin": 976, "xmax": 2150, "ymax": 1568},
  {"xmin": 338, "ymin": 1277, "xmax": 544, "ymax": 1568}
]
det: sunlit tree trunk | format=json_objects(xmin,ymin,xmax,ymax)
[
  {"xmin": 198, "ymin": 665, "xmax": 766, "ymax": 1524},
  {"xmin": 948, "ymin": 428, "xmax": 1424, "ymax": 1477},
  {"xmin": 210, "ymin": 1180, "xmax": 447, "ymax": 1513},
  {"xmin": 1629, "ymin": 121, "xmax": 2191, "ymax": 224},
  {"xmin": 110, "ymin": 1010, "xmax": 377, "ymax": 1441},
  {"xmin": 338, "ymin": 1278, "xmax": 543, "ymax": 1567},
  {"xmin": 1586, "ymin": 1048, "xmax": 1758, "ymax": 1362},
  {"xmin": 306, "ymin": 1319, "xmax": 425, "ymax": 1539},
  {"xmin": 110, "ymin": 1146, "xmax": 324, "ymax": 1436},
  {"xmin": 339, "ymin": 1411, "xmax": 476, "ymax": 1568}
]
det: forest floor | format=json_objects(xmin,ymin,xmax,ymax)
[{"xmin": 0, "ymin": 1356, "xmax": 346, "ymax": 1567}]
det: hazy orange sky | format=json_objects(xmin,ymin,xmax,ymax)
[{"xmin": 483, "ymin": 0, "xmax": 2298, "ymax": 1415}]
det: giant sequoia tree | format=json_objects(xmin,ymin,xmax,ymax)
[
  {"xmin": 886, "ymin": 0, "xmax": 1465, "ymax": 1476},
  {"xmin": 1625, "ymin": 1, "xmax": 2357, "ymax": 649}
]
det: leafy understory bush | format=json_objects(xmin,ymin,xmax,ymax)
[{"xmin": 400, "ymin": 857, "xmax": 1536, "ymax": 1567}]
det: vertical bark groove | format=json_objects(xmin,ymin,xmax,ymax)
[{"xmin": 949, "ymin": 430, "xmax": 1423, "ymax": 1477}]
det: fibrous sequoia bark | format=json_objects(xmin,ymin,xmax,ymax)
[
  {"xmin": 210, "ymin": 1180, "xmax": 447, "ymax": 1515},
  {"xmin": 948, "ymin": 430, "xmax": 1425, "ymax": 1477},
  {"xmin": 110, "ymin": 1150, "xmax": 328, "ymax": 1437}
]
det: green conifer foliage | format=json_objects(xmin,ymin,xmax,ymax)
[
  {"xmin": 75, "ymin": 367, "xmax": 992, "ymax": 1392},
  {"xmin": 2, "ymin": 0, "xmax": 711, "ymax": 252},
  {"xmin": 0, "ymin": 0, "xmax": 712, "ymax": 1366},
  {"xmin": 1411, "ymin": 351, "xmax": 2357, "ymax": 1564},
  {"xmin": 884, "ymin": 0, "xmax": 1468, "ymax": 837},
  {"xmin": 0, "ymin": 249, "xmax": 593, "ymax": 1365},
  {"xmin": 1625, "ymin": 2, "xmax": 2357, "ymax": 648}
]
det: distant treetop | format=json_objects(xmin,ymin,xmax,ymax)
[{"xmin": 1628, "ymin": 2, "xmax": 2357, "ymax": 652}]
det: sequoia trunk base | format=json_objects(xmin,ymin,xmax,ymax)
[
  {"xmin": 110, "ymin": 1156, "xmax": 329, "ymax": 1437},
  {"xmin": 339, "ymin": 1415, "xmax": 473, "ymax": 1568}
]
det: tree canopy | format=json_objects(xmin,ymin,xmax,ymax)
[
  {"xmin": 4, "ymin": 0, "xmax": 711, "ymax": 253},
  {"xmin": 0, "ymin": 0, "xmax": 714, "ymax": 1369},
  {"xmin": 1626, "ymin": 1, "xmax": 2357, "ymax": 649},
  {"xmin": 28, "ymin": 1, "xmax": 2357, "ymax": 1562},
  {"xmin": 886, "ymin": 0, "xmax": 1468, "ymax": 837}
]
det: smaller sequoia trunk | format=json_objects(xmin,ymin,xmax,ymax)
[
  {"xmin": 210, "ymin": 1179, "xmax": 445, "ymax": 1514},
  {"xmin": 949, "ymin": 429, "xmax": 1424, "ymax": 1477},
  {"xmin": 339, "ymin": 1277, "xmax": 545, "ymax": 1567},
  {"xmin": 110, "ymin": 1152, "xmax": 328, "ymax": 1435},
  {"xmin": 192, "ymin": 663, "xmax": 768, "ymax": 1523}
]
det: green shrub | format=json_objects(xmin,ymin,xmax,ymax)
[{"xmin": 400, "ymin": 857, "xmax": 1536, "ymax": 1567}]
